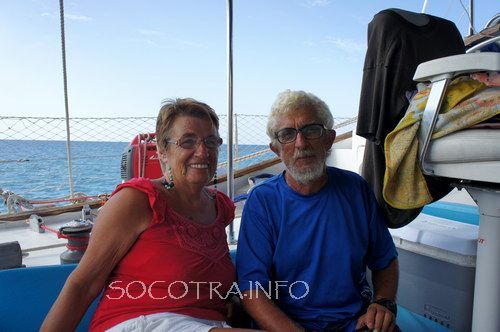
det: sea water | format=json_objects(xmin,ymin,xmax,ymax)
[{"xmin": 0, "ymin": 140, "xmax": 272, "ymax": 214}]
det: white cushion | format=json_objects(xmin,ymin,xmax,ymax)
[{"xmin": 425, "ymin": 129, "xmax": 500, "ymax": 183}]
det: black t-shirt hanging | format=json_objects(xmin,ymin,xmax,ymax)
[{"xmin": 356, "ymin": 9, "xmax": 465, "ymax": 228}]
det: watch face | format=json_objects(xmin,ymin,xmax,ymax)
[
  {"xmin": 386, "ymin": 301, "xmax": 396, "ymax": 311},
  {"xmin": 375, "ymin": 299, "xmax": 397, "ymax": 316}
]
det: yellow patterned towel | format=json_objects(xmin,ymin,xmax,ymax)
[{"xmin": 383, "ymin": 77, "xmax": 500, "ymax": 209}]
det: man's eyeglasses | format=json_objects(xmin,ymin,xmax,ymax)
[
  {"xmin": 274, "ymin": 123, "xmax": 329, "ymax": 144},
  {"xmin": 166, "ymin": 135, "xmax": 223, "ymax": 150}
]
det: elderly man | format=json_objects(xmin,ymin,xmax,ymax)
[{"xmin": 236, "ymin": 90, "xmax": 399, "ymax": 332}]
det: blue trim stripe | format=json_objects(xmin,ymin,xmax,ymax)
[{"xmin": 422, "ymin": 201, "xmax": 479, "ymax": 226}]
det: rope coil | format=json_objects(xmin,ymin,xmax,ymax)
[{"xmin": 40, "ymin": 221, "xmax": 92, "ymax": 252}]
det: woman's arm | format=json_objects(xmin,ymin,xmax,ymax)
[{"xmin": 40, "ymin": 187, "xmax": 152, "ymax": 331}]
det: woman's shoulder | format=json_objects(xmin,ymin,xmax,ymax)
[
  {"xmin": 209, "ymin": 189, "xmax": 235, "ymax": 226},
  {"xmin": 110, "ymin": 177, "xmax": 166, "ymax": 226}
]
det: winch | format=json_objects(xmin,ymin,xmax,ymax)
[{"xmin": 58, "ymin": 219, "xmax": 93, "ymax": 264}]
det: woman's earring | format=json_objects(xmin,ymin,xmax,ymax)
[
  {"xmin": 162, "ymin": 165, "xmax": 174, "ymax": 190},
  {"xmin": 213, "ymin": 169, "xmax": 218, "ymax": 189}
]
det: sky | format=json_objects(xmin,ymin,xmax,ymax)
[{"xmin": 0, "ymin": 0, "xmax": 498, "ymax": 120}]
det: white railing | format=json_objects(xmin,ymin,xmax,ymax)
[{"xmin": 0, "ymin": 115, "xmax": 356, "ymax": 214}]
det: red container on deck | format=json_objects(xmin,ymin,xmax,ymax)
[{"xmin": 120, "ymin": 133, "xmax": 163, "ymax": 181}]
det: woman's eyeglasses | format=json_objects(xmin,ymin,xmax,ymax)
[
  {"xmin": 166, "ymin": 135, "xmax": 223, "ymax": 150},
  {"xmin": 274, "ymin": 123, "xmax": 328, "ymax": 144}
]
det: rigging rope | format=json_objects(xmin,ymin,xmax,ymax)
[
  {"xmin": 28, "ymin": 194, "xmax": 108, "ymax": 205},
  {"xmin": 1, "ymin": 188, "xmax": 107, "ymax": 214},
  {"xmin": 59, "ymin": 0, "xmax": 75, "ymax": 197}
]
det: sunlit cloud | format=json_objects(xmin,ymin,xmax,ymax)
[
  {"xmin": 246, "ymin": 14, "xmax": 265, "ymax": 21},
  {"xmin": 136, "ymin": 29, "xmax": 162, "ymax": 36},
  {"xmin": 301, "ymin": 0, "xmax": 331, "ymax": 8},
  {"xmin": 66, "ymin": 14, "xmax": 92, "ymax": 22},
  {"xmin": 349, "ymin": 14, "xmax": 372, "ymax": 26},
  {"xmin": 168, "ymin": 37, "xmax": 205, "ymax": 48},
  {"xmin": 127, "ymin": 36, "xmax": 204, "ymax": 49},
  {"xmin": 127, "ymin": 38, "xmax": 159, "ymax": 47},
  {"xmin": 41, "ymin": 12, "xmax": 92, "ymax": 22},
  {"xmin": 301, "ymin": 40, "xmax": 316, "ymax": 47},
  {"xmin": 308, "ymin": 56, "xmax": 332, "ymax": 64},
  {"xmin": 131, "ymin": 28, "xmax": 203, "ymax": 48},
  {"xmin": 41, "ymin": 12, "xmax": 56, "ymax": 18},
  {"xmin": 322, "ymin": 37, "xmax": 366, "ymax": 53}
]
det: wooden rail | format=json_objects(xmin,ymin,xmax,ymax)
[
  {"xmin": 0, "ymin": 130, "xmax": 352, "ymax": 222},
  {"xmin": 0, "ymin": 200, "xmax": 104, "ymax": 222}
]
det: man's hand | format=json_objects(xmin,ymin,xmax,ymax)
[
  {"xmin": 355, "ymin": 303, "xmax": 396, "ymax": 332},
  {"xmin": 241, "ymin": 290, "xmax": 305, "ymax": 332}
]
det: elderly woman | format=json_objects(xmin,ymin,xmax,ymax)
[{"xmin": 42, "ymin": 98, "xmax": 248, "ymax": 332}]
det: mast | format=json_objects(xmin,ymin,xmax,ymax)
[
  {"xmin": 226, "ymin": 0, "xmax": 236, "ymax": 243},
  {"xmin": 421, "ymin": 0, "xmax": 428, "ymax": 13},
  {"xmin": 468, "ymin": 0, "xmax": 474, "ymax": 36}
]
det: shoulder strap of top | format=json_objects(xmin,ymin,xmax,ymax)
[
  {"xmin": 209, "ymin": 189, "xmax": 235, "ymax": 226},
  {"xmin": 111, "ymin": 177, "xmax": 155, "ymax": 196},
  {"xmin": 111, "ymin": 177, "xmax": 166, "ymax": 226}
]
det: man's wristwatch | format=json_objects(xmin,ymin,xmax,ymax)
[{"xmin": 373, "ymin": 298, "xmax": 397, "ymax": 317}]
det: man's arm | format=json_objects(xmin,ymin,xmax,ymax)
[
  {"xmin": 356, "ymin": 258, "xmax": 399, "ymax": 331},
  {"xmin": 237, "ymin": 189, "xmax": 301, "ymax": 331},
  {"xmin": 372, "ymin": 257, "xmax": 398, "ymax": 301},
  {"xmin": 241, "ymin": 290, "xmax": 304, "ymax": 332}
]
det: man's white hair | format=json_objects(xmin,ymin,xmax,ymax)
[{"xmin": 266, "ymin": 90, "xmax": 334, "ymax": 144}]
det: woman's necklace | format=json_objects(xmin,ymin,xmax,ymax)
[
  {"xmin": 203, "ymin": 188, "xmax": 215, "ymax": 200},
  {"xmin": 165, "ymin": 187, "xmax": 215, "ymax": 223}
]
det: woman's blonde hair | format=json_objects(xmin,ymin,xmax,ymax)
[
  {"xmin": 156, "ymin": 98, "xmax": 219, "ymax": 152},
  {"xmin": 156, "ymin": 98, "xmax": 219, "ymax": 172}
]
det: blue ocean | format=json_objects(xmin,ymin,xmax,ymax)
[{"xmin": 0, "ymin": 140, "xmax": 272, "ymax": 214}]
